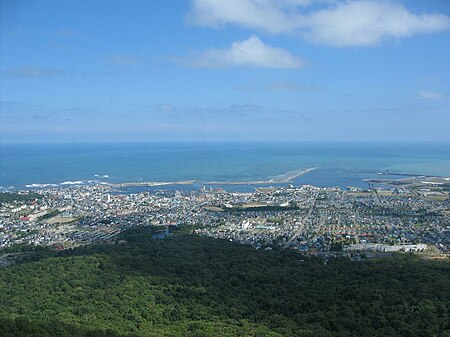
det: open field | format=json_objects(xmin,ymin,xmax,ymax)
[{"xmin": 47, "ymin": 216, "xmax": 79, "ymax": 224}]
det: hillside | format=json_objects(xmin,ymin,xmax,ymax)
[{"xmin": 0, "ymin": 228, "xmax": 449, "ymax": 337}]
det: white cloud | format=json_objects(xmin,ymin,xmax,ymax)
[
  {"xmin": 303, "ymin": 1, "xmax": 450, "ymax": 46},
  {"xmin": 188, "ymin": 0, "xmax": 450, "ymax": 47},
  {"xmin": 188, "ymin": 35, "xmax": 304, "ymax": 69},
  {"xmin": 187, "ymin": 0, "xmax": 300, "ymax": 34},
  {"xmin": 419, "ymin": 90, "xmax": 444, "ymax": 99}
]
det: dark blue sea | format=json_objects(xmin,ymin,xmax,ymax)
[{"xmin": 1, "ymin": 142, "xmax": 449, "ymax": 191}]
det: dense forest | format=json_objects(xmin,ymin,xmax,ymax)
[{"xmin": 0, "ymin": 228, "xmax": 449, "ymax": 337}]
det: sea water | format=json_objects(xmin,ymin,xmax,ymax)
[{"xmin": 1, "ymin": 141, "xmax": 449, "ymax": 191}]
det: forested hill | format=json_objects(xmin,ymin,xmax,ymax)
[{"xmin": 0, "ymin": 228, "xmax": 449, "ymax": 337}]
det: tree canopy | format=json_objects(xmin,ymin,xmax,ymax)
[{"xmin": 0, "ymin": 227, "xmax": 449, "ymax": 337}]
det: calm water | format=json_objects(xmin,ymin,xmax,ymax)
[{"xmin": 1, "ymin": 142, "xmax": 449, "ymax": 191}]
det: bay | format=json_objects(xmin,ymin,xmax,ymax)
[{"xmin": 1, "ymin": 141, "xmax": 449, "ymax": 191}]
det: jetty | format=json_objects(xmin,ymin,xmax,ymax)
[{"xmin": 203, "ymin": 167, "xmax": 316, "ymax": 185}]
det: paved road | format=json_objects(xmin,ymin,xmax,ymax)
[
  {"xmin": 369, "ymin": 184, "xmax": 382, "ymax": 204},
  {"xmin": 284, "ymin": 195, "xmax": 317, "ymax": 248}
]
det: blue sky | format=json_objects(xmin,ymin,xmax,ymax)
[{"xmin": 1, "ymin": 0, "xmax": 449, "ymax": 142}]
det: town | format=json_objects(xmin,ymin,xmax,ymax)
[{"xmin": 1, "ymin": 179, "xmax": 449, "ymax": 261}]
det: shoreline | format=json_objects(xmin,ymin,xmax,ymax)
[
  {"xmin": 112, "ymin": 180, "xmax": 197, "ymax": 188},
  {"xmin": 2, "ymin": 167, "xmax": 448, "ymax": 192}
]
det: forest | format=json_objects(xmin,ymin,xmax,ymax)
[{"xmin": 0, "ymin": 227, "xmax": 449, "ymax": 337}]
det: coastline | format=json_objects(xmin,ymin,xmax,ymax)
[
  {"xmin": 2, "ymin": 142, "xmax": 449, "ymax": 190},
  {"xmin": 112, "ymin": 180, "xmax": 197, "ymax": 188}
]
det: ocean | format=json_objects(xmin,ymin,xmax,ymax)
[{"xmin": 1, "ymin": 141, "xmax": 449, "ymax": 191}]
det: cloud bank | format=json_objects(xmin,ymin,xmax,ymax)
[{"xmin": 188, "ymin": 0, "xmax": 450, "ymax": 47}]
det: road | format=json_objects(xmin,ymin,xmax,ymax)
[
  {"xmin": 284, "ymin": 194, "xmax": 317, "ymax": 248},
  {"xmin": 369, "ymin": 183, "xmax": 382, "ymax": 204}
]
